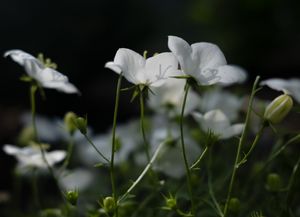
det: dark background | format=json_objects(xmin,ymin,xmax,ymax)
[{"xmin": 0, "ymin": 0, "xmax": 300, "ymax": 201}]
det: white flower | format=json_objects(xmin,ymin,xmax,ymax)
[
  {"xmin": 198, "ymin": 88, "xmax": 244, "ymax": 121},
  {"xmin": 148, "ymin": 70, "xmax": 200, "ymax": 116},
  {"xmin": 3, "ymin": 144, "xmax": 66, "ymax": 169},
  {"xmin": 59, "ymin": 169, "xmax": 94, "ymax": 191},
  {"xmin": 192, "ymin": 110, "xmax": 244, "ymax": 139},
  {"xmin": 168, "ymin": 36, "xmax": 247, "ymax": 86},
  {"xmin": 4, "ymin": 50, "xmax": 79, "ymax": 94},
  {"xmin": 105, "ymin": 48, "xmax": 178, "ymax": 87},
  {"xmin": 260, "ymin": 78, "xmax": 300, "ymax": 103}
]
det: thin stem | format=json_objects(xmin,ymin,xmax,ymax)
[
  {"xmin": 223, "ymin": 76, "xmax": 260, "ymax": 217},
  {"xmin": 84, "ymin": 134, "xmax": 110, "ymax": 163},
  {"xmin": 190, "ymin": 146, "xmax": 208, "ymax": 170},
  {"xmin": 30, "ymin": 85, "xmax": 64, "ymax": 201},
  {"xmin": 180, "ymin": 82, "xmax": 195, "ymax": 215},
  {"xmin": 285, "ymin": 155, "xmax": 300, "ymax": 205},
  {"xmin": 139, "ymin": 89, "xmax": 150, "ymax": 162},
  {"xmin": 32, "ymin": 168, "xmax": 40, "ymax": 210},
  {"xmin": 110, "ymin": 74, "xmax": 122, "ymax": 217},
  {"xmin": 60, "ymin": 135, "xmax": 74, "ymax": 173},
  {"xmin": 118, "ymin": 140, "xmax": 166, "ymax": 204},
  {"xmin": 236, "ymin": 123, "xmax": 266, "ymax": 168}
]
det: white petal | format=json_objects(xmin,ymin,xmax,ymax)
[
  {"xmin": 105, "ymin": 61, "xmax": 122, "ymax": 74},
  {"xmin": 145, "ymin": 52, "xmax": 178, "ymax": 77},
  {"xmin": 45, "ymin": 150, "xmax": 66, "ymax": 166},
  {"xmin": 3, "ymin": 144, "xmax": 21, "ymax": 155},
  {"xmin": 204, "ymin": 65, "xmax": 247, "ymax": 85},
  {"xmin": 222, "ymin": 123, "xmax": 244, "ymax": 139},
  {"xmin": 42, "ymin": 81, "xmax": 80, "ymax": 94},
  {"xmin": 4, "ymin": 49, "xmax": 39, "ymax": 66},
  {"xmin": 168, "ymin": 36, "xmax": 195, "ymax": 75},
  {"xmin": 110, "ymin": 48, "xmax": 145, "ymax": 84},
  {"xmin": 191, "ymin": 42, "xmax": 227, "ymax": 70},
  {"xmin": 261, "ymin": 78, "xmax": 300, "ymax": 104}
]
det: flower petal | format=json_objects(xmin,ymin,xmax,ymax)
[
  {"xmin": 222, "ymin": 123, "xmax": 244, "ymax": 139},
  {"xmin": 105, "ymin": 61, "xmax": 122, "ymax": 74},
  {"xmin": 191, "ymin": 42, "xmax": 227, "ymax": 70},
  {"xmin": 168, "ymin": 36, "xmax": 195, "ymax": 74}
]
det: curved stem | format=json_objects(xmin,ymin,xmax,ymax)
[
  {"xmin": 118, "ymin": 140, "xmax": 166, "ymax": 204},
  {"xmin": 180, "ymin": 82, "xmax": 195, "ymax": 215},
  {"xmin": 110, "ymin": 74, "xmax": 122, "ymax": 217},
  {"xmin": 223, "ymin": 76, "xmax": 260, "ymax": 217},
  {"xmin": 30, "ymin": 85, "xmax": 64, "ymax": 201},
  {"xmin": 190, "ymin": 146, "xmax": 208, "ymax": 170},
  {"xmin": 285, "ymin": 155, "xmax": 300, "ymax": 205},
  {"xmin": 60, "ymin": 135, "xmax": 74, "ymax": 173},
  {"xmin": 139, "ymin": 89, "xmax": 150, "ymax": 162},
  {"xmin": 84, "ymin": 134, "xmax": 110, "ymax": 163}
]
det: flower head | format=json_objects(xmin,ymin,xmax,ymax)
[
  {"xmin": 192, "ymin": 109, "xmax": 244, "ymax": 139},
  {"xmin": 4, "ymin": 50, "xmax": 79, "ymax": 94},
  {"xmin": 168, "ymin": 36, "xmax": 247, "ymax": 86},
  {"xmin": 260, "ymin": 78, "xmax": 300, "ymax": 103},
  {"xmin": 105, "ymin": 48, "xmax": 178, "ymax": 87},
  {"xmin": 3, "ymin": 144, "xmax": 66, "ymax": 170}
]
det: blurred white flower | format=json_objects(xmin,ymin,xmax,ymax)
[
  {"xmin": 260, "ymin": 78, "xmax": 300, "ymax": 103},
  {"xmin": 168, "ymin": 36, "xmax": 247, "ymax": 86},
  {"xmin": 59, "ymin": 168, "xmax": 94, "ymax": 191},
  {"xmin": 3, "ymin": 144, "xmax": 66, "ymax": 169},
  {"xmin": 198, "ymin": 88, "xmax": 244, "ymax": 121},
  {"xmin": 135, "ymin": 115, "xmax": 201, "ymax": 178},
  {"xmin": 4, "ymin": 50, "xmax": 79, "ymax": 94},
  {"xmin": 148, "ymin": 70, "xmax": 199, "ymax": 116},
  {"xmin": 105, "ymin": 49, "xmax": 178, "ymax": 87},
  {"xmin": 78, "ymin": 119, "xmax": 141, "ymax": 165},
  {"xmin": 193, "ymin": 110, "xmax": 244, "ymax": 139}
]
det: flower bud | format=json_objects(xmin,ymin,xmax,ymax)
[
  {"xmin": 266, "ymin": 173, "xmax": 282, "ymax": 192},
  {"xmin": 75, "ymin": 117, "xmax": 87, "ymax": 135},
  {"xmin": 103, "ymin": 196, "xmax": 115, "ymax": 214},
  {"xmin": 64, "ymin": 112, "xmax": 77, "ymax": 135},
  {"xmin": 228, "ymin": 197, "xmax": 240, "ymax": 213},
  {"xmin": 165, "ymin": 198, "xmax": 177, "ymax": 210},
  {"xmin": 66, "ymin": 190, "xmax": 78, "ymax": 206},
  {"xmin": 264, "ymin": 94, "xmax": 293, "ymax": 124},
  {"xmin": 17, "ymin": 126, "xmax": 34, "ymax": 146}
]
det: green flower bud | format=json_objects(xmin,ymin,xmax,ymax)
[
  {"xmin": 266, "ymin": 173, "xmax": 282, "ymax": 192},
  {"xmin": 228, "ymin": 197, "xmax": 240, "ymax": 213},
  {"xmin": 264, "ymin": 94, "xmax": 293, "ymax": 124},
  {"xmin": 103, "ymin": 196, "xmax": 115, "ymax": 214},
  {"xmin": 64, "ymin": 112, "xmax": 77, "ymax": 135},
  {"xmin": 66, "ymin": 190, "xmax": 79, "ymax": 206},
  {"xmin": 166, "ymin": 197, "xmax": 177, "ymax": 210},
  {"xmin": 75, "ymin": 117, "xmax": 87, "ymax": 135},
  {"xmin": 17, "ymin": 126, "xmax": 34, "ymax": 146}
]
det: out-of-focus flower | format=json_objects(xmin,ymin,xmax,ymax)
[
  {"xmin": 168, "ymin": 36, "xmax": 247, "ymax": 86},
  {"xmin": 59, "ymin": 168, "xmax": 94, "ymax": 191},
  {"xmin": 4, "ymin": 50, "xmax": 79, "ymax": 94},
  {"xmin": 198, "ymin": 88, "xmax": 244, "ymax": 121},
  {"xmin": 193, "ymin": 110, "xmax": 244, "ymax": 139},
  {"xmin": 105, "ymin": 49, "xmax": 178, "ymax": 87},
  {"xmin": 148, "ymin": 70, "xmax": 199, "ymax": 116},
  {"xmin": 3, "ymin": 144, "xmax": 66, "ymax": 169},
  {"xmin": 261, "ymin": 78, "xmax": 300, "ymax": 103},
  {"xmin": 78, "ymin": 119, "xmax": 141, "ymax": 165}
]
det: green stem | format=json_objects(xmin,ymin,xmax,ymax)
[
  {"xmin": 32, "ymin": 168, "xmax": 40, "ymax": 210},
  {"xmin": 118, "ymin": 140, "xmax": 166, "ymax": 204},
  {"xmin": 180, "ymin": 82, "xmax": 195, "ymax": 215},
  {"xmin": 223, "ymin": 76, "xmax": 260, "ymax": 217},
  {"xmin": 84, "ymin": 134, "xmax": 110, "ymax": 163},
  {"xmin": 30, "ymin": 85, "xmax": 64, "ymax": 200},
  {"xmin": 236, "ymin": 123, "xmax": 266, "ymax": 168},
  {"xmin": 110, "ymin": 74, "xmax": 122, "ymax": 217},
  {"xmin": 285, "ymin": 155, "xmax": 300, "ymax": 206},
  {"xmin": 190, "ymin": 146, "xmax": 208, "ymax": 170},
  {"xmin": 60, "ymin": 135, "xmax": 74, "ymax": 173},
  {"xmin": 139, "ymin": 88, "xmax": 150, "ymax": 162}
]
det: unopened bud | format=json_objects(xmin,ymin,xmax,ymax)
[
  {"xmin": 64, "ymin": 112, "xmax": 77, "ymax": 135},
  {"xmin": 266, "ymin": 173, "xmax": 282, "ymax": 192},
  {"xmin": 165, "ymin": 197, "xmax": 177, "ymax": 210},
  {"xmin": 75, "ymin": 117, "xmax": 87, "ymax": 134},
  {"xmin": 17, "ymin": 126, "xmax": 34, "ymax": 146},
  {"xmin": 66, "ymin": 190, "xmax": 78, "ymax": 206},
  {"xmin": 264, "ymin": 94, "xmax": 293, "ymax": 124},
  {"xmin": 228, "ymin": 197, "xmax": 240, "ymax": 213},
  {"xmin": 103, "ymin": 196, "xmax": 115, "ymax": 214}
]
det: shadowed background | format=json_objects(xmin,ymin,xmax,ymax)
[{"xmin": 0, "ymin": 0, "xmax": 300, "ymax": 205}]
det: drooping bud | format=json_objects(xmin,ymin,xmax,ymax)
[
  {"xmin": 103, "ymin": 196, "xmax": 116, "ymax": 214},
  {"xmin": 228, "ymin": 197, "xmax": 240, "ymax": 213},
  {"xmin": 264, "ymin": 94, "xmax": 293, "ymax": 124},
  {"xmin": 66, "ymin": 190, "xmax": 79, "ymax": 206},
  {"xmin": 75, "ymin": 116, "xmax": 87, "ymax": 135},
  {"xmin": 266, "ymin": 173, "xmax": 282, "ymax": 192},
  {"xmin": 64, "ymin": 112, "xmax": 77, "ymax": 135}
]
